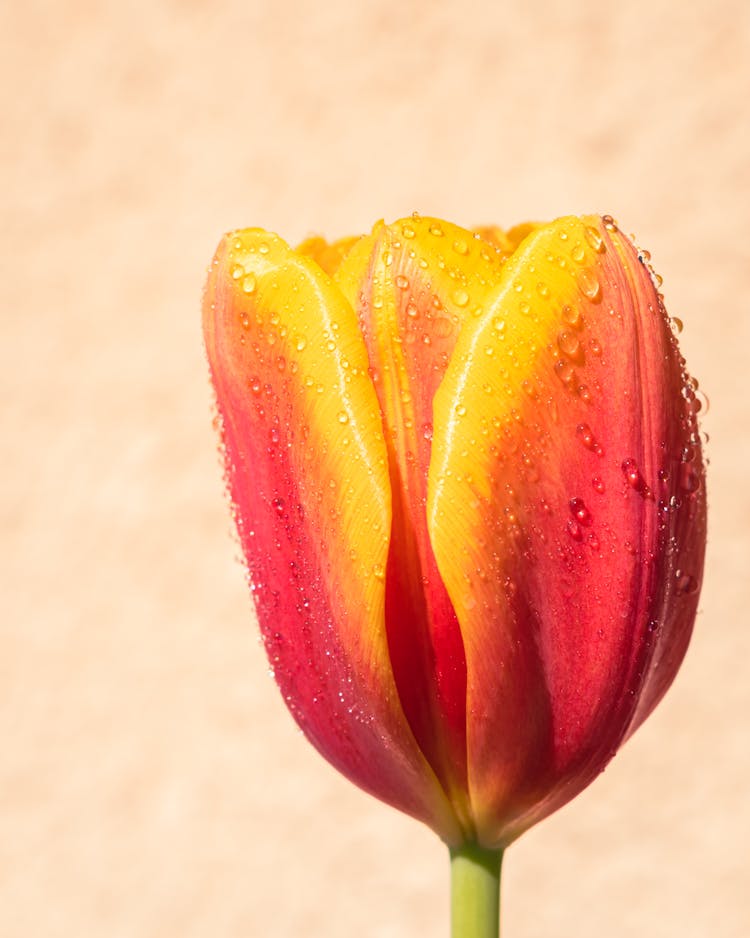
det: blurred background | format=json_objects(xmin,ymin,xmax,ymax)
[{"xmin": 2, "ymin": 1, "xmax": 748, "ymax": 935}]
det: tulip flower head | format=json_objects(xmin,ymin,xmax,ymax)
[{"xmin": 203, "ymin": 214, "xmax": 706, "ymax": 854}]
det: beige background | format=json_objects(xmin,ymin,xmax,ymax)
[{"xmin": 2, "ymin": 1, "xmax": 748, "ymax": 935}]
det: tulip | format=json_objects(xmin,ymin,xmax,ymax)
[{"xmin": 203, "ymin": 214, "xmax": 706, "ymax": 936}]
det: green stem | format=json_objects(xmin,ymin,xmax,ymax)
[{"xmin": 450, "ymin": 843, "xmax": 504, "ymax": 938}]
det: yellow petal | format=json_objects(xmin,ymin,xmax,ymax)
[{"xmin": 295, "ymin": 233, "xmax": 362, "ymax": 277}]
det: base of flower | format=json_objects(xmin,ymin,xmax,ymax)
[{"xmin": 450, "ymin": 842, "xmax": 504, "ymax": 938}]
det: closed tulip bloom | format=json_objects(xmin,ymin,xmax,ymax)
[{"xmin": 203, "ymin": 214, "xmax": 706, "ymax": 862}]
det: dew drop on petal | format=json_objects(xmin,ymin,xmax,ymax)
[
  {"xmin": 562, "ymin": 304, "xmax": 582, "ymax": 327},
  {"xmin": 576, "ymin": 422, "xmax": 602, "ymax": 454},
  {"xmin": 569, "ymin": 496, "xmax": 592, "ymax": 526},
  {"xmin": 621, "ymin": 458, "xmax": 647, "ymax": 494},
  {"xmin": 558, "ymin": 331, "xmax": 582, "ymax": 360},
  {"xmin": 584, "ymin": 226, "xmax": 604, "ymax": 252},
  {"xmin": 679, "ymin": 461, "xmax": 701, "ymax": 492},
  {"xmin": 452, "ymin": 288, "xmax": 470, "ymax": 308},
  {"xmin": 676, "ymin": 571, "xmax": 698, "ymax": 595},
  {"xmin": 577, "ymin": 268, "xmax": 601, "ymax": 301},
  {"xmin": 554, "ymin": 359, "xmax": 575, "ymax": 386},
  {"xmin": 434, "ymin": 316, "xmax": 454, "ymax": 338}
]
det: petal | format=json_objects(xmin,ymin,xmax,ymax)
[
  {"xmin": 203, "ymin": 228, "xmax": 460, "ymax": 841},
  {"xmin": 295, "ymin": 233, "xmax": 361, "ymax": 277},
  {"xmin": 428, "ymin": 215, "xmax": 706, "ymax": 846},
  {"xmin": 334, "ymin": 218, "xmax": 511, "ymax": 831}
]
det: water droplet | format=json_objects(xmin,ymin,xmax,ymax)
[
  {"xmin": 679, "ymin": 461, "xmax": 701, "ymax": 493},
  {"xmin": 372, "ymin": 563, "xmax": 385, "ymax": 580},
  {"xmin": 584, "ymin": 226, "xmax": 604, "ymax": 252},
  {"xmin": 231, "ymin": 263, "xmax": 244, "ymax": 280},
  {"xmin": 249, "ymin": 377, "xmax": 262, "ymax": 395},
  {"xmin": 621, "ymin": 458, "xmax": 647, "ymax": 494},
  {"xmin": 647, "ymin": 618, "xmax": 659, "ymax": 632},
  {"xmin": 602, "ymin": 214, "xmax": 617, "ymax": 231},
  {"xmin": 561, "ymin": 304, "xmax": 582, "ymax": 327},
  {"xmin": 592, "ymin": 475, "xmax": 605, "ymax": 494},
  {"xmin": 453, "ymin": 238, "xmax": 469, "ymax": 255},
  {"xmin": 558, "ymin": 331, "xmax": 582, "ymax": 361},
  {"xmin": 422, "ymin": 422, "xmax": 433, "ymax": 441},
  {"xmin": 671, "ymin": 316, "xmax": 684, "ymax": 334},
  {"xmin": 571, "ymin": 243, "xmax": 586, "ymax": 263},
  {"xmin": 569, "ymin": 497, "xmax": 592, "ymax": 525},
  {"xmin": 576, "ymin": 422, "xmax": 603, "ymax": 454},
  {"xmin": 402, "ymin": 224, "xmax": 416, "ymax": 239},
  {"xmin": 429, "ymin": 223, "xmax": 444, "ymax": 237},
  {"xmin": 577, "ymin": 268, "xmax": 601, "ymax": 301},
  {"xmin": 434, "ymin": 316, "xmax": 454, "ymax": 338},
  {"xmin": 492, "ymin": 316, "xmax": 506, "ymax": 334},
  {"xmin": 295, "ymin": 335, "xmax": 307, "ymax": 352},
  {"xmin": 242, "ymin": 272, "xmax": 257, "ymax": 294},
  {"xmin": 554, "ymin": 359, "xmax": 575, "ymax": 386},
  {"xmin": 395, "ymin": 274, "xmax": 410, "ymax": 290},
  {"xmin": 521, "ymin": 379, "xmax": 538, "ymax": 399},
  {"xmin": 536, "ymin": 281, "xmax": 550, "ymax": 298},
  {"xmin": 337, "ymin": 411, "xmax": 349, "ymax": 424},
  {"xmin": 456, "ymin": 404, "xmax": 467, "ymax": 417},
  {"xmin": 676, "ymin": 572, "xmax": 698, "ymax": 595},
  {"xmin": 258, "ymin": 242, "xmax": 270, "ymax": 255},
  {"xmin": 452, "ymin": 288, "xmax": 470, "ymax": 308},
  {"xmin": 567, "ymin": 519, "xmax": 583, "ymax": 541},
  {"xmin": 272, "ymin": 497, "xmax": 285, "ymax": 515}
]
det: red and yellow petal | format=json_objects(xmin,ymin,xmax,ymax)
[
  {"xmin": 428, "ymin": 215, "xmax": 706, "ymax": 846},
  {"xmin": 203, "ymin": 228, "xmax": 461, "ymax": 842},
  {"xmin": 334, "ymin": 217, "xmax": 512, "ymax": 831}
]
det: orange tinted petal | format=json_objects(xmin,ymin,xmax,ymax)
[
  {"xmin": 335, "ymin": 217, "xmax": 511, "ymax": 830},
  {"xmin": 429, "ymin": 215, "xmax": 705, "ymax": 846},
  {"xmin": 203, "ymin": 228, "xmax": 460, "ymax": 841}
]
